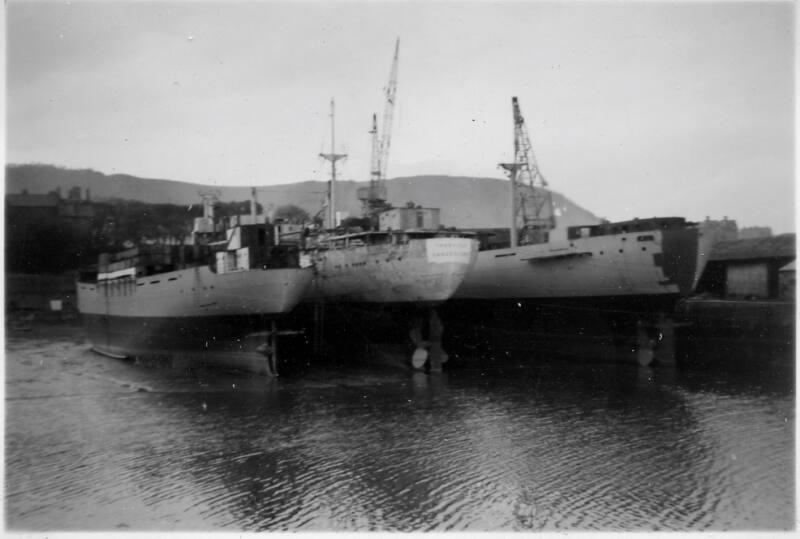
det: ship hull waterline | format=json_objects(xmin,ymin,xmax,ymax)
[
  {"xmin": 77, "ymin": 266, "xmax": 313, "ymax": 374},
  {"xmin": 440, "ymin": 225, "xmax": 711, "ymax": 365}
]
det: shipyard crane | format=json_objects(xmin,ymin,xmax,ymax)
[
  {"xmin": 358, "ymin": 38, "xmax": 399, "ymax": 223},
  {"xmin": 499, "ymin": 96, "xmax": 555, "ymax": 247},
  {"xmin": 379, "ymin": 37, "xmax": 399, "ymax": 184}
]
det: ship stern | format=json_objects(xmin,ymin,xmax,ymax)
[
  {"xmin": 660, "ymin": 226, "xmax": 711, "ymax": 297},
  {"xmin": 418, "ymin": 237, "xmax": 479, "ymax": 304}
]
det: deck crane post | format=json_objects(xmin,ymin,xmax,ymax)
[
  {"xmin": 368, "ymin": 112, "xmax": 382, "ymax": 205},
  {"xmin": 499, "ymin": 96, "xmax": 555, "ymax": 246}
]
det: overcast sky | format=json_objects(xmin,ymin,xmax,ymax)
[{"xmin": 6, "ymin": 1, "xmax": 796, "ymax": 233}]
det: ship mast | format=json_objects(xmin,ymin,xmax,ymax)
[
  {"xmin": 499, "ymin": 96, "xmax": 554, "ymax": 247},
  {"xmin": 320, "ymin": 98, "xmax": 347, "ymax": 229},
  {"xmin": 359, "ymin": 38, "xmax": 399, "ymax": 224}
]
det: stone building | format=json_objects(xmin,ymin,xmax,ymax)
[
  {"xmin": 699, "ymin": 216, "xmax": 738, "ymax": 245},
  {"xmin": 5, "ymin": 186, "xmax": 98, "ymax": 275},
  {"xmin": 6, "ymin": 187, "xmax": 95, "ymax": 234}
]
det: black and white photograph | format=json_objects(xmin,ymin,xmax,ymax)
[{"xmin": 4, "ymin": 0, "xmax": 795, "ymax": 533}]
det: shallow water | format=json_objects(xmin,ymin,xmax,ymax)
[{"xmin": 5, "ymin": 325, "xmax": 794, "ymax": 531}]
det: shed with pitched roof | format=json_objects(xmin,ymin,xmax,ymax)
[{"xmin": 695, "ymin": 234, "xmax": 795, "ymax": 299}]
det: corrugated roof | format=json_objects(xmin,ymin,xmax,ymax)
[{"xmin": 710, "ymin": 233, "xmax": 796, "ymax": 261}]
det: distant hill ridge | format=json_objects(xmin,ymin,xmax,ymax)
[{"xmin": 5, "ymin": 164, "xmax": 600, "ymax": 229}]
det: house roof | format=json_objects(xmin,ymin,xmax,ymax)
[
  {"xmin": 710, "ymin": 233, "xmax": 796, "ymax": 261},
  {"xmin": 6, "ymin": 193, "xmax": 59, "ymax": 207}
]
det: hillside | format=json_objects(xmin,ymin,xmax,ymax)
[{"xmin": 5, "ymin": 164, "xmax": 600, "ymax": 229}]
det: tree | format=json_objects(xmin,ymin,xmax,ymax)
[{"xmin": 274, "ymin": 204, "xmax": 309, "ymax": 223}]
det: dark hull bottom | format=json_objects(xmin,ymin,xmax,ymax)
[
  {"xmin": 282, "ymin": 296, "xmax": 690, "ymax": 368},
  {"xmin": 288, "ymin": 301, "xmax": 441, "ymax": 339},
  {"xmin": 82, "ymin": 313, "xmax": 288, "ymax": 374},
  {"xmin": 438, "ymin": 295, "xmax": 685, "ymax": 365},
  {"xmin": 283, "ymin": 302, "xmax": 446, "ymax": 366}
]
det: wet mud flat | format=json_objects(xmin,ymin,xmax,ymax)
[{"xmin": 5, "ymin": 321, "xmax": 795, "ymax": 531}]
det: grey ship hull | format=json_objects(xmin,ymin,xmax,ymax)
[
  {"xmin": 77, "ymin": 266, "xmax": 313, "ymax": 373},
  {"xmin": 305, "ymin": 235, "xmax": 478, "ymax": 305},
  {"xmin": 441, "ymin": 220, "xmax": 712, "ymax": 363}
]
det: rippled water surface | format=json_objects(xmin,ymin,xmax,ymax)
[{"xmin": 5, "ymin": 325, "xmax": 794, "ymax": 531}]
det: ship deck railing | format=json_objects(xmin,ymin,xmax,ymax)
[{"xmin": 308, "ymin": 228, "xmax": 474, "ymax": 250}]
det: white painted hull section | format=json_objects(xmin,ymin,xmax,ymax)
[
  {"xmin": 455, "ymin": 229, "xmax": 705, "ymax": 300},
  {"xmin": 77, "ymin": 266, "xmax": 313, "ymax": 318},
  {"xmin": 306, "ymin": 237, "xmax": 478, "ymax": 304}
]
